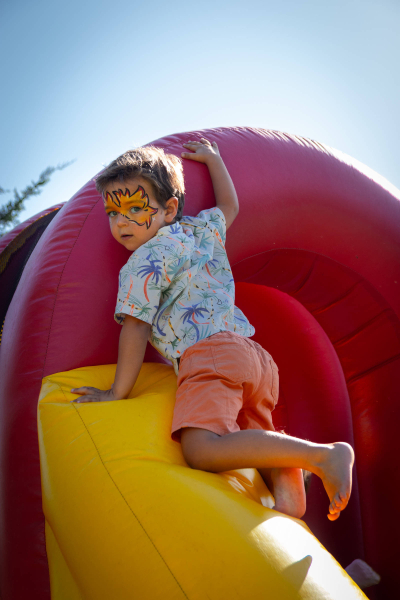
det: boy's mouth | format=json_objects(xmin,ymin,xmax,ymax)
[{"xmin": 121, "ymin": 234, "xmax": 133, "ymax": 238}]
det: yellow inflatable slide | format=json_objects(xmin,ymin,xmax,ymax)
[{"xmin": 38, "ymin": 363, "xmax": 366, "ymax": 600}]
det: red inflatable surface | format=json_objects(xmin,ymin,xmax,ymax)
[{"xmin": 1, "ymin": 127, "xmax": 399, "ymax": 599}]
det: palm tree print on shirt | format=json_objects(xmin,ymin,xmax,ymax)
[
  {"xmin": 137, "ymin": 255, "xmax": 162, "ymax": 301},
  {"xmin": 114, "ymin": 207, "xmax": 254, "ymax": 373}
]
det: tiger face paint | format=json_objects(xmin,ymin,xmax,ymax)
[
  {"xmin": 103, "ymin": 178, "xmax": 171, "ymax": 252},
  {"xmin": 104, "ymin": 185, "xmax": 159, "ymax": 229}
]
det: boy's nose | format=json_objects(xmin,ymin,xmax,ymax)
[{"xmin": 116, "ymin": 214, "xmax": 128, "ymax": 226}]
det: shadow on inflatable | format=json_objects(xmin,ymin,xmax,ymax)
[{"xmin": 1, "ymin": 127, "xmax": 399, "ymax": 600}]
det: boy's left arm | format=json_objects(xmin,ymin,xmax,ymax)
[
  {"xmin": 70, "ymin": 315, "xmax": 150, "ymax": 403},
  {"xmin": 182, "ymin": 138, "xmax": 239, "ymax": 230}
]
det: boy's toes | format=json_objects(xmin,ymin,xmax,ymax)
[
  {"xmin": 332, "ymin": 492, "xmax": 347, "ymax": 511},
  {"xmin": 327, "ymin": 492, "xmax": 348, "ymax": 520},
  {"xmin": 328, "ymin": 511, "xmax": 341, "ymax": 521},
  {"xmin": 337, "ymin": 492, "xmax": 349, "ymax": 511},
  {"xmin": 329, "ymin": 504, "xmax": 339, "ymax": 517},
  {"xmin": 328, "ymin": 498, "xmax": 341, "ymax": 519}
]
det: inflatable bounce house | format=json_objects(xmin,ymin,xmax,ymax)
[{"xmin": 1, "ymin": 127, "xmax": 399, "ymax": 600}]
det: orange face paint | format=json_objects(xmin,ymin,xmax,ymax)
[{"xmin": 104, "ymin": 185, "xmax": 158, "ymax": 229}]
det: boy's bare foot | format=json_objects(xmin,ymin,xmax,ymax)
[
  {"xmin": 266, "ymin": 467, "xmax": 307, "ymax": 519},
  {"xmin": 316, "ymin": 442, "xmax": 355, "ymax": 520}
]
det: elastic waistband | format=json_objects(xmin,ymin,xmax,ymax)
[{"xmin": 178, "ymin": 331, "xmax": 254, "ymax": 364}]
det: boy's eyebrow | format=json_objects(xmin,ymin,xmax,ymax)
[
  {"xmin": 103, "ymin": 200, "xmax": 145, "ymax": 214},
  {"xmin": 124, "ymin": 198, "xmax": 145, "ymax": 205},
  {"xmin": 104, "ymin": 199, "xmax": 145, "ymax": 209},
  {"xmin": 103, "ymin": 186, "xmax": 151, "ymax": 213},
  {"xmin": 103, "ymin": 191, "xmax": 120, "ymax": 206}
]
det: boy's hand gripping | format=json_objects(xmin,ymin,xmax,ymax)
[
  {"xmin": 70, "ymin": 316, "xmax": 150, "ymax": 404},
  {"xmin": 181, "ymin": 138, "xmax": 220, "ymax": 164},
  {"xmin": 181, "ymin": 137, "xmax": 239, "ymax": 230},
  {"xmin": 70, "ymin": 385, "xmax": 118, "ymax": 403}
]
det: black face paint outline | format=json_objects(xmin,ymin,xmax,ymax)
[{"xmin": 103, "ymin": 185, "xmax": 158, "ymax": 229}]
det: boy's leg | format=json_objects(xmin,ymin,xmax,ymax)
[
  {"xmin": 258, "ymin": 432, "xmax": 312, "ymax": 519},
  {"xmin": 180, "ymin": 427, "xmax": 354, "ymax": 521},
  {"xmin": 258, "ymin": 467, "xmax": 307, "ymax": 519},
  {"xmin": 237, "ymin": 345, "xmax": 308, "ymax": 519}
]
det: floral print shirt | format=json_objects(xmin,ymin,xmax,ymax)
[{"xmin": 115, "ymin": 207, "xmax": 255, "ymax": 374}]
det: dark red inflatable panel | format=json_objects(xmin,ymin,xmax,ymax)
[
  {"xmin": 235, "ymin": 283, "xmax": 364, "ymax": 569},
  {"xmin": 0, "ymin": 204, "xmax": 64, "ymax": 343},
  {"xmin": 1, "ymin": 127, "xmax": 399, "ymax": 599},
  {"xmin": 0, "ymin": 203, "xmax": 64, "ymax": 254}
]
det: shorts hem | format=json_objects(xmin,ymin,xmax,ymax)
[{"xmin": 171, "ymin": 422, "xmax": 233, "ymax": 442}]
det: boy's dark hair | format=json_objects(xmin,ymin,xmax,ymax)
[{"xmin": 95, "ymin": 146, "xmax": 185, "ymax": 221}]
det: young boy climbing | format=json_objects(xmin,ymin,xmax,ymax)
[{"xmin": 71, "ymin": 138, "xmax": 354, "ymax": 521}]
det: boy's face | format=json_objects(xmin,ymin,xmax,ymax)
[{"xmin": 103, "ymin": 177, "xmax": 173, "ymax": 252}]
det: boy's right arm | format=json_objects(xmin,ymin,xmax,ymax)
[
  {"xmin": 71, "ymin": 315, "xmax": 150, "ymax": 402},
  {"xmin": 181, "ymin": 138, "xmax": 239, "ymax": 230},
  {"xmin": 113, "ymin": 315, "xmax": 151, "ymax": 398}
]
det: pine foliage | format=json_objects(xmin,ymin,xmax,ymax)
[{"xmin": 0, "ymin": 161, "xmax": 73, "ymax": 236}]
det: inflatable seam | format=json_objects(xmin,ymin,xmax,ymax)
[
  {"xmin": 346, "ymin": 352, "xmax": 400, "ymax": 385},
  {"xmin": 232, "ymin": 252, "xmax": 273, "ymax": 278},
  {"xmin": 290, "ymin": 256, "xmax": 318, "ymax": 296},
  {"xmin": 66, "ymin": 395, "xmax": 189, "ymax": 599},
  {"xmin": 333, "ymin": 309, "xmax": 393, "ymax": 347},
  {"xmin": 311, "ymin": 281, "xmax": 362, "ymax": 315}
]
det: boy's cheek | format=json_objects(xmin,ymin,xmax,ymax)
[{"xmin": 109, "ymin": 222, "xmax": 122, "ymax": 243}]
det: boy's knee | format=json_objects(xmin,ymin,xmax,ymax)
[
  {"xmin": 182, "ymin": 448, "xmax": 211, "ymax": 471},
  {"xmin": 180, "ymin": 428, "xmax": 219, "ymax": 471}
]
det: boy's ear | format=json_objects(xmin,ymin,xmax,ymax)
[{"xmin": 164, "ymin": 197, "xmax": 179, "ymax": 223}]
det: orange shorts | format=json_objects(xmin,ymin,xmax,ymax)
[{"xmin": 171, "ymin": 331, "xmax": 279, "ymax": 442}]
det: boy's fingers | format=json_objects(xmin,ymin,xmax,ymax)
[
  {"xmin": 70, "ymin": 386, "xmax": 102, "ymax": 397},
  {"xmin": 72, "ymin": 398, "xmax": 93, "ymax": 403},
  {"xmin": 181, "ymin": 152, "xmax": 200, "ymax": 160},
  {"xmin": 71, "ymin": 395, "xmax": 99, "ymax": 403}
]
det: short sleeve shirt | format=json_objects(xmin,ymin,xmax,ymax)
[{"xmin": 114, "ymin": 207, "xmax": 255, "ymax": 374}]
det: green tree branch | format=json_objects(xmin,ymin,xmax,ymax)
[{"xmin": 0, "ymin": 161, "xmax": 74, "ymax": 236}]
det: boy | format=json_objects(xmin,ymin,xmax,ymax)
[{"xmin": 71, "ymin": 138, "xmax": 354, "ymax": 521}]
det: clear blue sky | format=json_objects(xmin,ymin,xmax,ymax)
[{"xmin": 1, "ymin": 0, "xmax": 399, "ymax": 225}]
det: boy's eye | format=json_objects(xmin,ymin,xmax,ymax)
[
  {"xmin": 108, "ymin": 211, "xmax": 118, "ymax": 217},
  {"xmin": 129, "ymin": 206, "xmax": 141, "ymax": 214}
]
